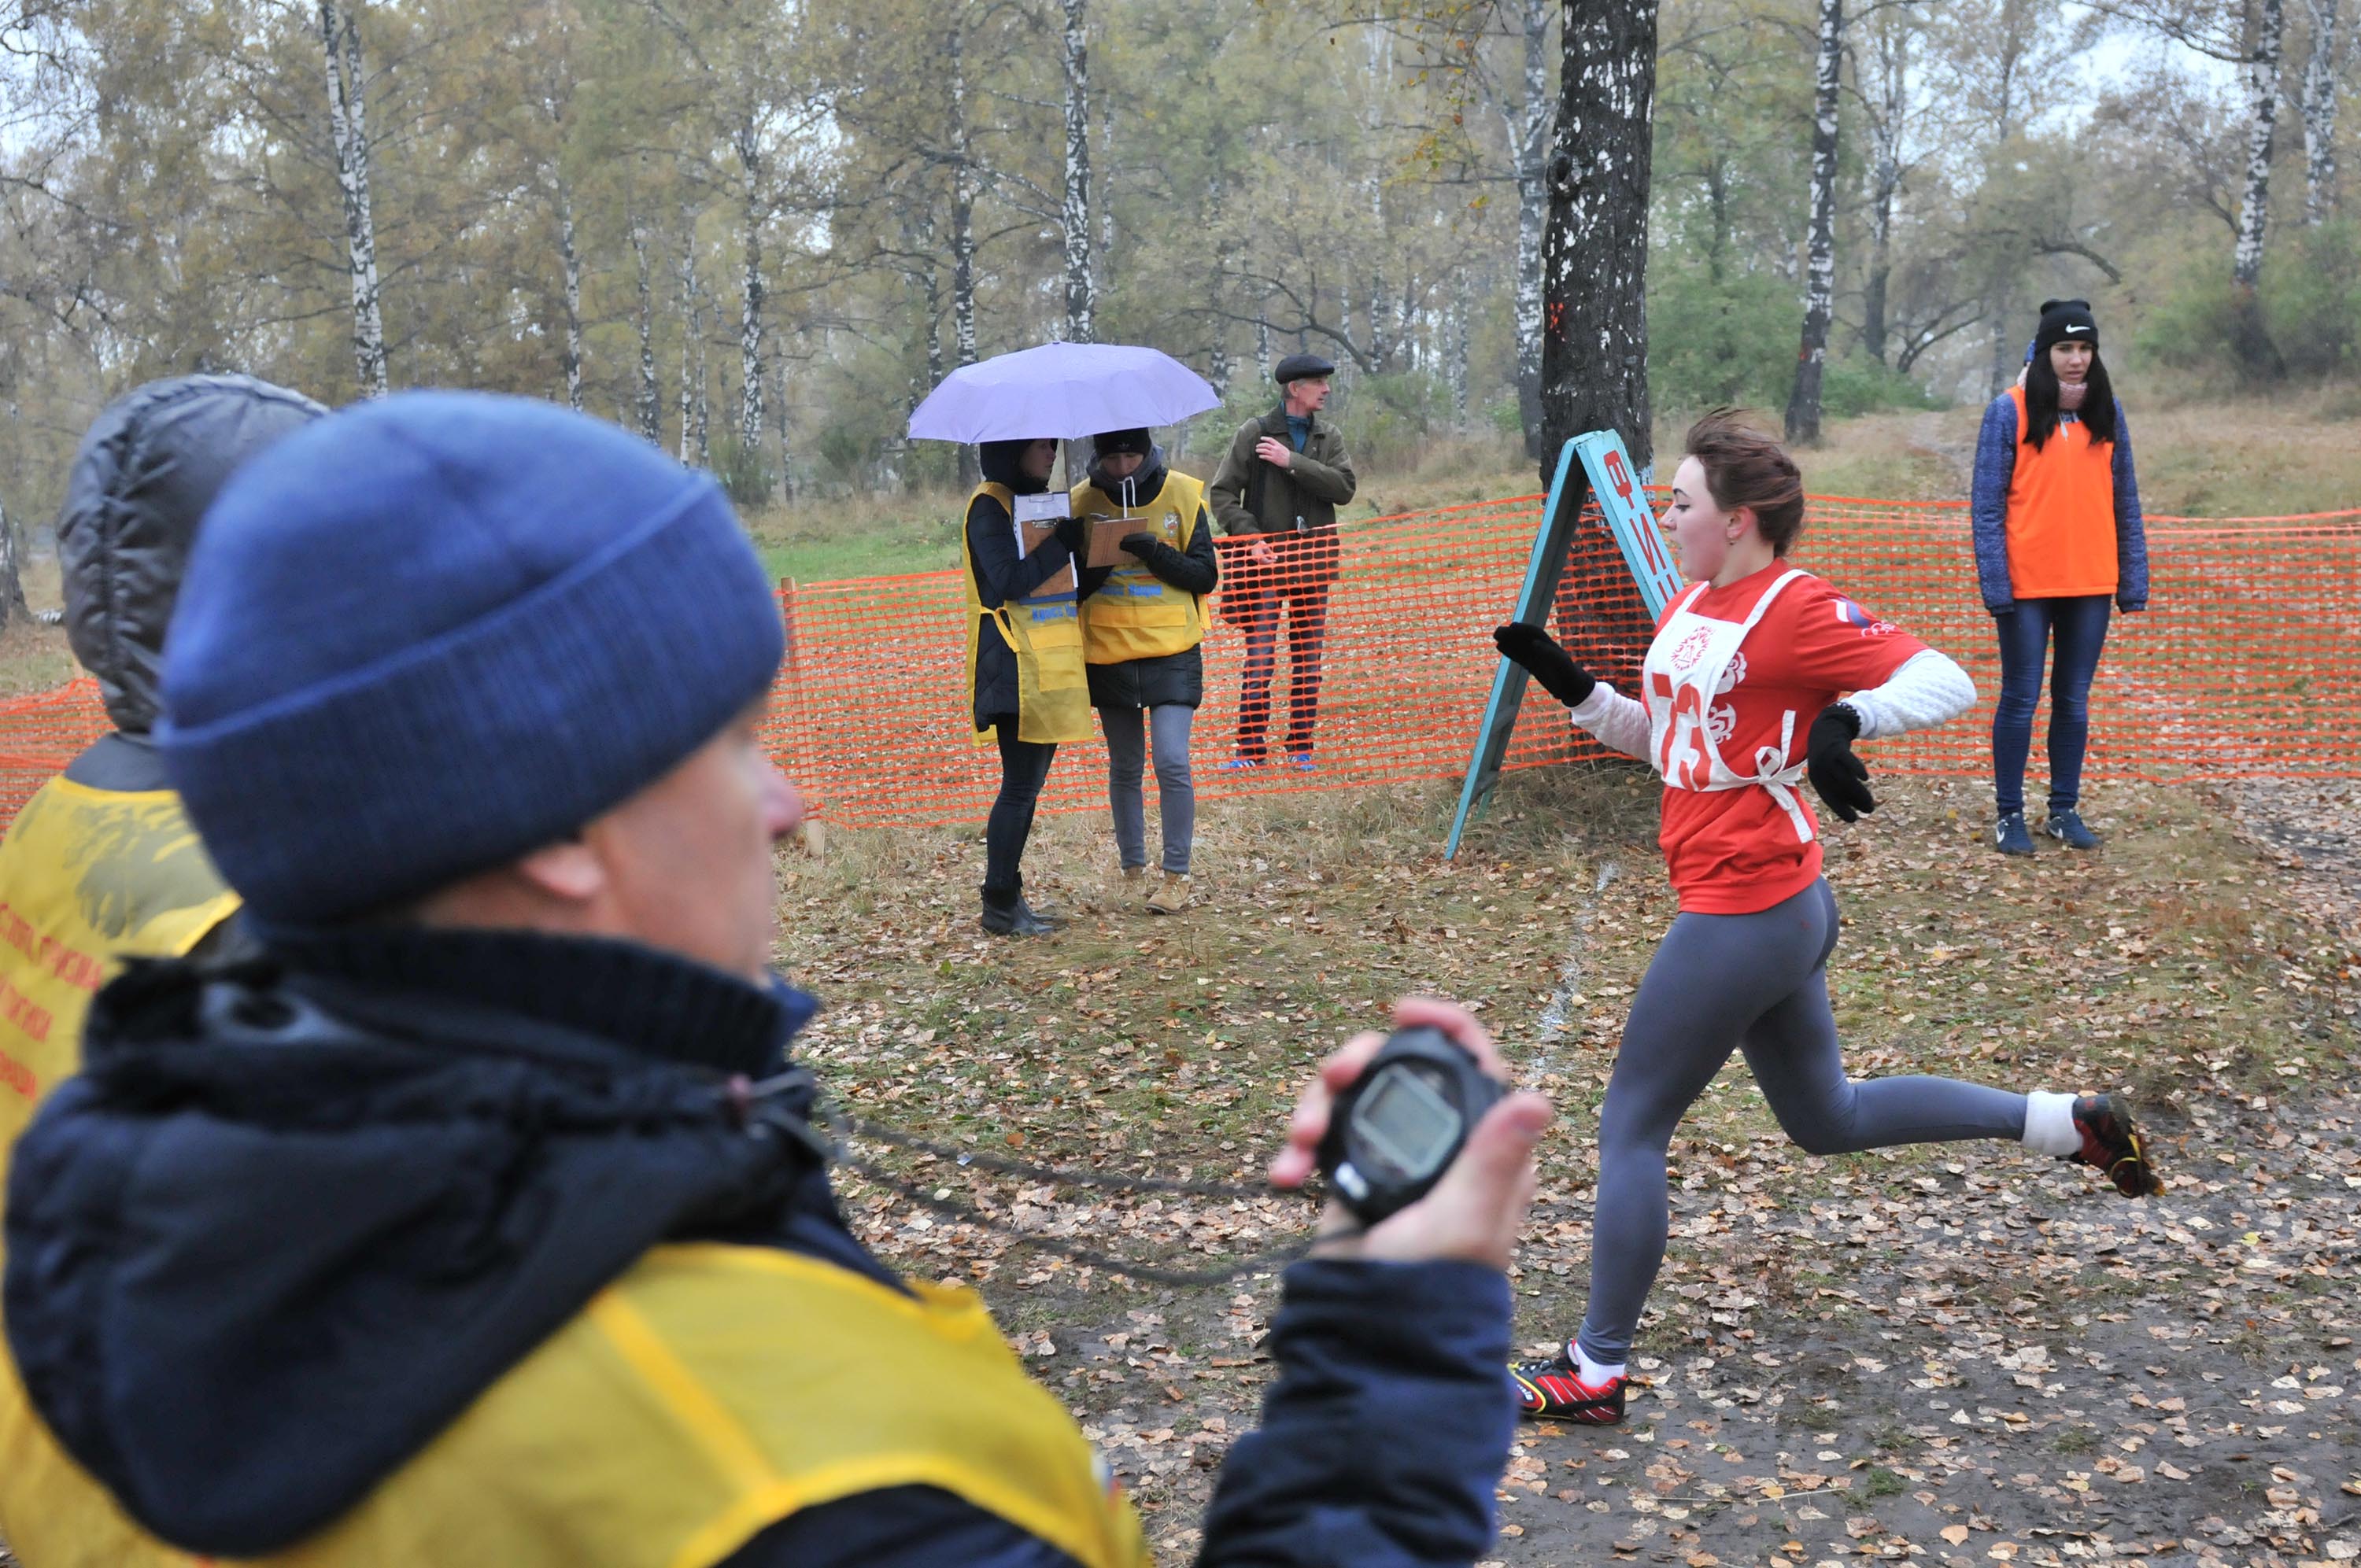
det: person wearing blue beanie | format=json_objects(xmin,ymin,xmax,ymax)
[{"xmin": 3, "ymin": 391, "xmax": 1546, "ymax": 1566}]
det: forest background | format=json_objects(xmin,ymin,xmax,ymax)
[{"xmin": 0, "ymin": 0, "xmax": 2355, "ymax": 569}]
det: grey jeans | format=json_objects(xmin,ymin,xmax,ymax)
[
  {"xmin": 1576, "ymin": 878, "xmax": 2027, "ymax": 1364},
  {"xmin": 1103, "ymin": 703, "xmax": 1195, "ymax": 874}
]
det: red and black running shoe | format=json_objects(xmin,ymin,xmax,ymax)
[
  {"xmin": 1513, "ymin": 1347, "xmax": 1625, "ymax": 1425},
  {"xmin": 2069, "ymin": 1093, "xmax": 2163, "ymax": 1197}
]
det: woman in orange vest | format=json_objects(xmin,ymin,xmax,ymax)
[{"xmin": 1970, "ymin": 300, "xmax": 2149, "ymax": 858}]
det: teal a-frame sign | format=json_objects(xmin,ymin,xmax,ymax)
[{"xmin": 1443, "ymin": 429, "xmax": 1664, "ymax": 859}]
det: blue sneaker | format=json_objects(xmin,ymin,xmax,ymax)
[
  {"xmin": 1289, "ymin": 752, "xmax": 1317, "ymax": 772},
  {"xmin": 1993, "ymin": 811, "xmax": 2034, "ymax": 857},
  {"xmin": 1221, "ymin": 755, "xmax": 1264, "ymax": 772},
  {"xmin": 2044, "ymin": 809, "xmax": 2100, "ymax": 850}
]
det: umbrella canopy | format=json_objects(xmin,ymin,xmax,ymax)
[{"xmin": 907, "ymin": 342, "xmax": 1220, "ymax": 445}]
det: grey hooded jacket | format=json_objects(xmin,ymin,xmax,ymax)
[{"xmin": 57, "ymin": 374, "xmax": 326, "ymax": 762}]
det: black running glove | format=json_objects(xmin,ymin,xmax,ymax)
[
  {"xmin": 1120, "ymin": 532, "xmax": 1157, "ymax": 558},
  {"xmin": 1805, "ymin": 703, "xmax": 1875, "ymax": 822},
  {"xmin": 1053, "ymin": 513, "xmax": 1088, "ymax": 557},
  {"xmin": 1492, "ymin": 622, "xmax": 1595, "ymax": 708}
]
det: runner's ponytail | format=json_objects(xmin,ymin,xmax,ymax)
[{"xmin": 1683, "ymin": 411, "xmax": 1807, "ymax": 555}]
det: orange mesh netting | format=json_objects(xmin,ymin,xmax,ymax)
[
  {"xmin": 0, "ymin": 680, "xmax": 111, "ymax": 825},
  {"xmin": 770, "ymin": 495, "xmax": 2361, "ymax": 828},
  {"xmin": 0, "ymin": 496, "xmax": 2352, "ymax": 836}
]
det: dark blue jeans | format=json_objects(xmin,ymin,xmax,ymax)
[{"xmin": 1991, "ymin": 595, "xmax": 2112, "ymax": 817}]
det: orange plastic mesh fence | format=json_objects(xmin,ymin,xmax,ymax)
[
  {"xmin": 0, "ymin": 680, "xmax": 113, "ymax": 827},
  {"xmin": 771, "ymin": 495, "xmax": 2361, "ymax": 828},
  {"xmin": 0, "ymin": 496, "xmax": 2352, "ymax": 836}
]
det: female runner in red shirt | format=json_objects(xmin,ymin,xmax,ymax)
[{"xmin": 1495, "ymin": 412, "xmax": 2161, "ymax": 1426}]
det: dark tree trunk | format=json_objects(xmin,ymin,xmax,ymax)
[
  {"xmin": 0, "ymin": 493, "xmax": 24, "ymax": 632},
  {"xmin": 1540, "ymin": 0, "xmax": 1659, "ymax": 692},
  {"xmin": 1539, "ymin": 0, "xmax": 1658, "ymax": 477},
  {"xmin": 1861, "ymin": 14, "xmax": 1908, "ymax": 366}
]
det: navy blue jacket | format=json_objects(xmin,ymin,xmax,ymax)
[
  {"xmin": 1969, "ymin": 393, "xmax": 2149, "ymax": 615},
  {"xmin": 5, "ymin": 928, "xmax": 1517, "ymax": 1566}
]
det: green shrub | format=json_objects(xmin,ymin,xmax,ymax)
[
  {"xmin": 709, "ymin": 434, "xmax": 774, "ymax": 508},
  {"xmin": 1822, "ymin": 353, "xmax": 1942, "ymax": 418},
  {"xmin": 1646, "ymin": 252, "xmax": 1796, "ymax": 412},
  {"xmin": 2263, "ymin": 220, "xmax": 2361, "ymax": 378}
]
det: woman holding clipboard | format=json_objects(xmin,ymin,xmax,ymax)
[
  {"xmin": 963, "ymin": 437, "xmax": 1109, "ymax": 936},
  {"xmin": 1072, "ymin": 428, "xmax": 1219, "ymax": 914}
]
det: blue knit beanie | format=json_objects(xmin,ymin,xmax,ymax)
[{"xmin": 159, "ymin": 392, "xmax": 785, "ymax": 926}]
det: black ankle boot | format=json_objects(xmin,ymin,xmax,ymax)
[{"xmin": 981, "ymin": 887, "xmax": 1051, "ymax": 937}]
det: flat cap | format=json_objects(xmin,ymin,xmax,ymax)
[{"xmin": 1273, "ymin": 353, "xmax": 1336, "ymax": 384}]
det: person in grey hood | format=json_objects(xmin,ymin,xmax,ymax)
[
  {"xmin": 0, "ymin": 371, "xmax": 323, "ymax": 1565},
  {"xmin": 1070, "ymin": 428, "xmax": 1217, "ymax": 913}
]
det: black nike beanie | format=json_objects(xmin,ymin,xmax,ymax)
[{"xmin": 2033, "ymin": 299, "xmax": 2099, "ymax": 356}]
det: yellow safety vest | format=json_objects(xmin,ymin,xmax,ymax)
[
  {"xmin": 0, "ymin": 774, "xmax": 240, "ymax": 1568},
  {"xmin": 963, "ymin": 481, "xmax": 1091, "ymax": 745},
  {"xmin": 3, "ymin": 1244, "xmax": 1150, "ymax": 1568},
  {"xmin": 1072, "ymin": 472, "xmax": 1208, "ymax": 665}
]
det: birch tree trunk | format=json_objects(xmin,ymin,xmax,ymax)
[
  {"xmin": 557, "ymin": 181, "xmax": 583, "ymax": 412},
  {"xmin": 1059, "ymin": 0, "xmax": 1094, "ymax": 342},
  {"xmin": 1861, "ymin": 15, "xmax": 1908, "ymax": 367},
  {"xmin": 1513, "ymin": 0, "xmax": 1551, "ymax": 458},
  {"xmin": 922, "ymin": 261, "xmax": 945, "ymax": 392},
  {"xmin": 677, "ymin": 216, "xmax": 703, "ymax": 464},
  {"xmin": 948, "ymin": 25, "xmax": 978, "ymax": 369},
  {"xmin": 1539, "ymin": 0, "xmax": 1658, "ymax": 475},
  {"xmin": 693, "ymin": 312, "xmax": 711, "ymax": 467},
  {"xmin": 774, "ymin": 348, "xmax": 793, "ymax": 500},
  {"xmin": 319, "ymin": 0, "xmax": 387, "ymax": 398},
  {"xmin": 1449, "ymin": 273, "xmax": 1470, "ymax": 428},
  {"xmin": 1783, "ymin": 0, "xmax": 1843, "ymax": 445},
  {"xmin": 1255, "ymin": 312, "xmax": 1271, "ymax": 378},
  {"xmin": 630, "ymin": 214, "xmax": 661, "ymax": 442},
  {"xmin": 2298, "ymin": 0, "xmax": 2341, "ymax": 224},
  {"xmin": 2233, "ymin": 0, "xmax": 2285, "ymax": 289},
  {"xmin": 735, "ymin": 123, "xmax": 767, "ymax": 485},
  {"xmin": 2231, "ymin": 0, "xmax": 2289, "ymax": 378}
]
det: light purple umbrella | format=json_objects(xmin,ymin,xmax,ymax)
[{"xmin": 907, "ymin": 342, "xmax": 1220, "ymax": 444}]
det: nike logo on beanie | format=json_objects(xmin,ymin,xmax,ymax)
[{"xmin": 2064, "ymin": 325, "xmax": 2089, "ymax": 334}]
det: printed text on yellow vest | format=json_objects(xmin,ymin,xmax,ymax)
[
  {"xmin": 0, "ymin": 776, "xmax": 238, "ymax": 1568},
  {"xmin": 963, "ymin": 482, "xmax": 1091, "ymax": 745},
  {"xmin": 1071, "ymin": 472, "xmax": 1207, "ymax": 666}
]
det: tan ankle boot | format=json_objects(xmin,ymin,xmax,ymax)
[{"xmin": 1144, "ymin": 871, "xmax": 1191, "ymax": 914}]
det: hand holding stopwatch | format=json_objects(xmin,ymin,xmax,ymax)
[{"xmin": 1315, "ymin": 1026, "xmax": 1505, "ymax": 1226}]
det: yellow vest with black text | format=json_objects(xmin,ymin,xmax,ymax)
[
  {"xmin": 1072, "ymin": 472, "xmax": 1207, "ymax": 665},
  {"xmin": 963, "ymin": 481, "xmax": 1092, "ymax": 745},
  {"xmin": 4, "ymin": 1242, "xmax": 1151, "ymax": 1568},
  {"xmin": 0, "ymin": 776, "xmax": 240, "ymax": 1568}
]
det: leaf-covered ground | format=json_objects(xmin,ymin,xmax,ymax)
[{"xmin": 778, "ymin": 764, "xmax": 2359, "ymax": 1566}]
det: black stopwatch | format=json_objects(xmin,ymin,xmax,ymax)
[{"xmin": 1316, "ymin": 1025, "xmax": 1504, "ymax": 1226}]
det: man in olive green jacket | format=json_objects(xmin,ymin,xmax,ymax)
[{"xmin": 1208, "ymin": 355, "xmax": 1358, "ymax": 769}]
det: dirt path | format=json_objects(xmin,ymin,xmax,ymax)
[
  {"xmin": 1482, "ymin": 1087, "xmax": 2361, "ymax": 1568},
  {"xmin": 2228, "ymin": 780, "xmax": 2361, "ymax": 942},
  {"xmin": 1028, "ymin": 1083, "xmax": 2359, "ymax": 1567}
]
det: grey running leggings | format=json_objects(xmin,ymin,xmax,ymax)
[
  {"xmin": 1576, "ymin": 878, "xmax": 2027, "ymax": 1365},
  {"xmin": 1103, "ymin": 703, "xmax": 1195, "ymax": 875}
]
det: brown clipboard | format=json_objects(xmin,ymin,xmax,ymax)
[
  {"xmin": 1083, "ymin": 515, "xmax": 1149, "ymax": 569},
  {"xmin": 1016, "ymin": 521, "xmax": 1078, "ymax": 600}
]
